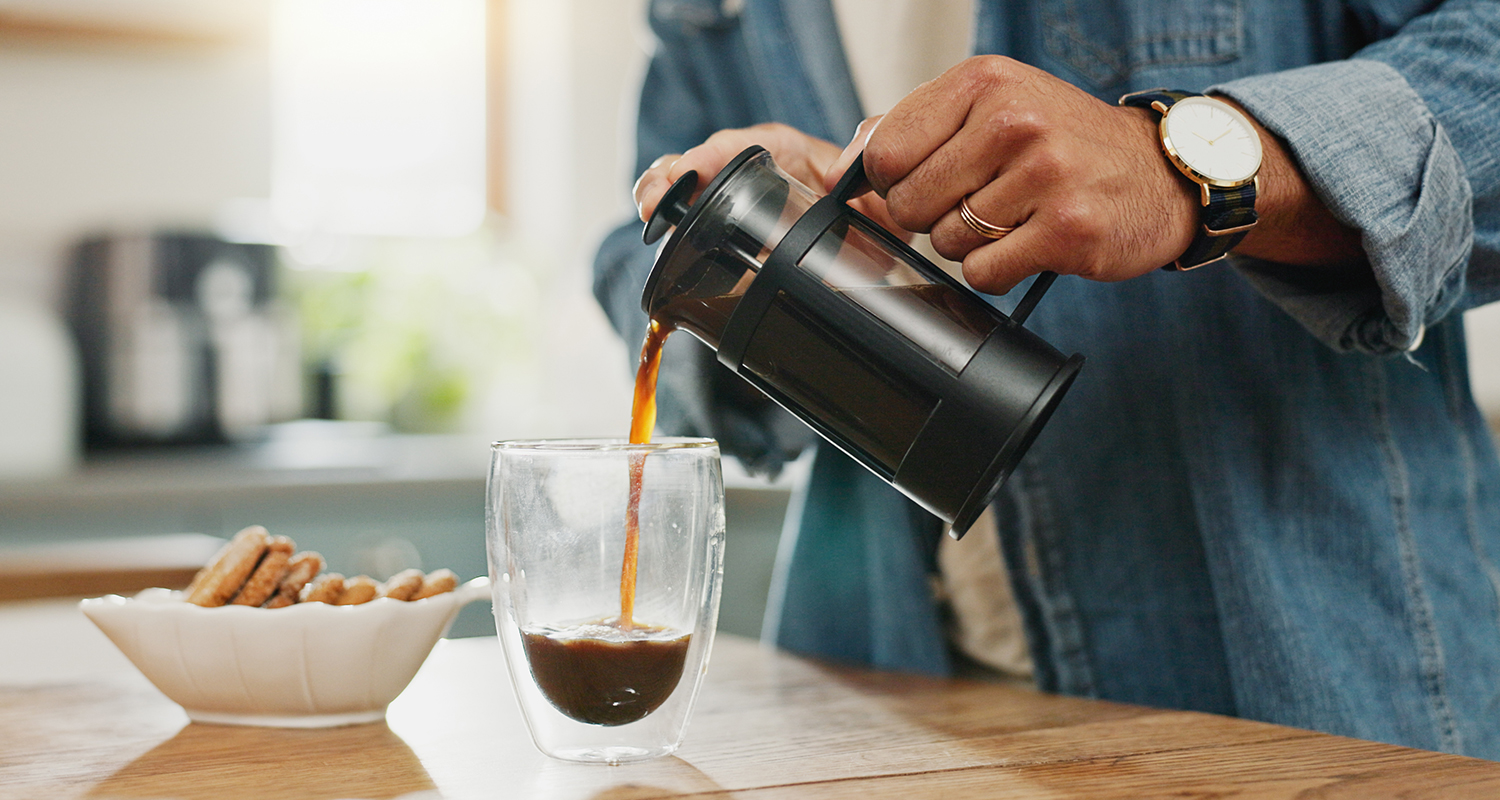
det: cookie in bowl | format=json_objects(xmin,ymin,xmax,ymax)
[{"xmin": 79, "ymin": 525, "xmax": 489, "ymax": 727}]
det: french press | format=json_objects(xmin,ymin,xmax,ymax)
[{"xmin": 641, "ymin": 146, "xmax": 1084, "ymax": 536}]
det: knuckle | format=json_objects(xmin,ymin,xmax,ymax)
[
  {"xmin": 1068, "ymin": 252, "xmax": 1108, "ymax": 281},
  {"xmin": 1040, "ymin": 203, "xmax": 1115, "ymax": 280},
  {"xmin": 928, "ymin": 228, "xmax": 969, "ymax": 262},
  {"xmin": 746, "ymin": 121, "xmax": 789, "ymax": 136},
  {"xmin": 951, "ymin": 55, "xmax": 1028, "ymax": 106},
  {"xmin": 1021, "ymin": 147, "xmax": 1068, "ymax": 185},
  {"xmin": 702, "ymin": 129, "xmax": 736, "ymax": 148},
  {"xmin": 884, "ymin": 198, "xmax": 927, "ymax": 233},
  {"xmin": 992, "ymin": 107, "xmax": 1051, "ymax": 145},
  {"xmin": 960, "ymin": 254, "xmax": 1007, "ymax": 295},
  {"xmin": 962, "ymin": 54, "xmax": 1017, "ymax": 84},
  {"xmin": 1050, "ymin": 199, "xmax": 1107, "ymax": 243},
  {"xmin": 861, "ymin": 136, "xmax": 899, "ymax": 177}
]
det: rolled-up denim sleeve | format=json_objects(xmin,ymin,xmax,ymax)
[{"xmin": 1211, "ymin": 1, "xmax": 1500, "ymax": 355}]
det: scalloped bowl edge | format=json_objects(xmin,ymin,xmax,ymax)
[{"xmin": 79, "ymin": 576, "xmax": 490, "ymax": 727}]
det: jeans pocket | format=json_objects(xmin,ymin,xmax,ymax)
[{"xmin": 1041, "ymin": 0, "xmax": 1244, "ymax": 89}]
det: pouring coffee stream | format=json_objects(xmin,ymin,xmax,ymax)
[{"xmin": 621, "ymin": 316, "xmax": 672, "ymax": 628}]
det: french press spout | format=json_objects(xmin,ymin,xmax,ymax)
[{"xmin": 641, "ymin": 146, "xmax": 1084, "ymax": 537}]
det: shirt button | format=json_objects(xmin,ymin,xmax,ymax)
[{"xmin": 1407, "ymin": 323, "xmax": 1426, "ymax": 352}]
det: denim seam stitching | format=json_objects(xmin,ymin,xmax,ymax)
[
  {"xmin": 1043, "ymin": 3, "xmax": 1127, "ymax": 81},
  {"xmin": 1372, "ymin": 358, "xmax": 1461, "ymax": 752},
  {"xmin": 1041, "ymin": 0, "xmax": 1243, "ymax": 85}
]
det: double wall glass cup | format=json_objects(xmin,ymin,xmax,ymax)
[{"xmin": 486, "ymin": 438, "xmax": 725, "ymax": 764}]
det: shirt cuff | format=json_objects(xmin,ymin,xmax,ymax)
[{"xmin": 1212, "ymin": 59, "xmax": 1472, "ymax": 355}]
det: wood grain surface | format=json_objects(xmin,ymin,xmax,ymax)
[{"xmin": 2, "ymin": 635, "xmax": 1496, "ymax": 799}]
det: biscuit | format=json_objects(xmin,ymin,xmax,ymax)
[
  {"xmin": 379, "ymin": 569, "xmax": 425, "ymax": 601},
  {"xmin": 335, "ymin": 575, "xmax": 379, "ymax": 605},
  {"xmin": 231, "ymin": 536, "xmax": 295, "ymax": 606},
  {"xmin": 302, "ymin": 572, "xmax": 345, "ymax": 604},
  {"xmin": 187, "ymin": 526, "xmax": 272, "ymax": 607},
  {"xmin": 265, "ymin": 551, "xmax": 325, "ymax": 609},
  {"xmin": 411, "ymin": 568, "xmax": 459, "ymax": 600}
]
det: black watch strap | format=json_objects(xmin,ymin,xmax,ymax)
[{"xmin": 1119, "ymin": 89, "xmax": 1259, "ymax": 271}]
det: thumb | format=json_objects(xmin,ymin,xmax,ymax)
[{"xmin": 824, "ymin": 116, "xmax": 883, "ymax": 195}]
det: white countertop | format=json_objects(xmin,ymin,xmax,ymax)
[{"xmin": 0, "ymin": 596, "xmax": 143, "ymax": 686}]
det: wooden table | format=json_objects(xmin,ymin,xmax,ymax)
[{"xmin": 4, "ymin": 633, "xmax": 1499, "ymax": 799}]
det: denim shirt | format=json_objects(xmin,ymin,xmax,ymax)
[{"xmin": 593, "ymin": 0, "xmax": 1500, "ymax": 757}]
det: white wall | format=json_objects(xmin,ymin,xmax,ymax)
[
  {"xmin": 1468, "ymin": 305, "xmax": 1500, "ymax": 429},
  {"xmin": 0, "ymin": 1, "xmax": 652, "ymax": 446},
  {"xmin": 0, "ymin": 22, "xmax": 273, "ymax": 475},
  {"xmin": 496, "ymin": 0, "xmax": 648, "ymax": 438},
  {"xmin": 0, "ymin": 34, "xmax": 271, "ymax": 308}
]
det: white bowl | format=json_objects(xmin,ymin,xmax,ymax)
[{"xmin": 79, "ymin": 577, "xmax": 490, "ymax": 728}]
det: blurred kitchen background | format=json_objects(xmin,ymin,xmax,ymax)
[
  {"xmin": 0, "ymin": 0, "xmax": 1495, "ymax": 640},
  {"xmin": 0, "ymin": 0, "xmax": 797, "ymax": 640}
]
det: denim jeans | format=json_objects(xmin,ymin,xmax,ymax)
[{"xmin": 593, "ymin": 0, "xmax": 1500, "ymax": 758}]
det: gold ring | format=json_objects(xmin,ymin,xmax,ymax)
[{"xmin": 960, "ymin": 195, "xmax": 1016, "ymax": 240}]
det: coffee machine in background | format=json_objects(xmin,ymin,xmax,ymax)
[{"xmin": 67, "ymin": 232, "xmax": 302, "ymax": 447}]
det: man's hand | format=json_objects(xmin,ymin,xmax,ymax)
[
  {"xmin": 634, "ymin": 123, "xmax": 907, "ymax": 240},
  {"xmin": 834, "ymin": 55, "xmax": 1365, "ymax": 294},
  {"xmin": 834, "ymin": 56, "xmax": 1201, "ymax": 295}
]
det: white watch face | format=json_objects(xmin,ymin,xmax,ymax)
[{"xmin": 1162, "ymin": 96, "xmax": 1262, "ymax": 185}]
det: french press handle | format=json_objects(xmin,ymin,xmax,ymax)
[{"xmin": 832, "ymin": 152, "xmax": 1058, "ymax": 327}]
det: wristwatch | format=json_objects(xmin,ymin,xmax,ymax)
[{"xmin": 1119, "ymin": 89, "xmax": 1262, "ymax": 270}]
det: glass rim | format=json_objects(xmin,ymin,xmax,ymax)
[{"xmin": 491, "ymin": 436, "xmax": 718, "ymax": 453}]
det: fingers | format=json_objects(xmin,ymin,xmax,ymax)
[
  {"xmin": 928, "ymin": 169, "xmax": 1037, "ymax": 262},
  {"xmin": 633, "ymin": 131, "xmax": 760, "ymax": 222},
  {"xmin": 861, "ymin": 57, "xmax": 1035, "ymax": 194},
  {"xmin": 861, "ymin": 54, "xmax": 1204, "ymax": 287},
  {"xmin": 948, "ymin": 193, "xmax": 1136, "ymax": 295},
  {"xmin": 933, "ymin": 186, "xmax": 1044, "ymax": 296},
  {"xmin": 952, "ymin": 219, "xmax": 1090, "ymax": 297},
  {"xmin": 633, "ymin": 153, "xmax": 684, "ymax": 222},
  {"xmin": 934, "ymin": 170, "xmax": 1103, "ymax": 294},
  {"xmin": 632, "ymin": 131, "xmax": 748, "ymax": 222},
  {"xmin": 866, "ymin": 58, "xmax": 1049, "ymax": 234},
  {"xmin": 635, "ymin": 124, "xmax": 843, "ymax": 223},
  {"xmin": 880, "ymin": 128, "xmax": 1011, "ymax": 233},
  {"xmin": 860, "ymin": 67, "xmax": 986, "ymax": 197}
]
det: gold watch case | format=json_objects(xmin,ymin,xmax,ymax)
[{"xmin": 1151, "ymin": 95, "xmax": 1263, "ymax": 200}]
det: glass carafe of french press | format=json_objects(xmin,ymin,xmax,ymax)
[{"xmin": 642, "ymin": 146, "xmax": 1084, "ymax": 536}]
